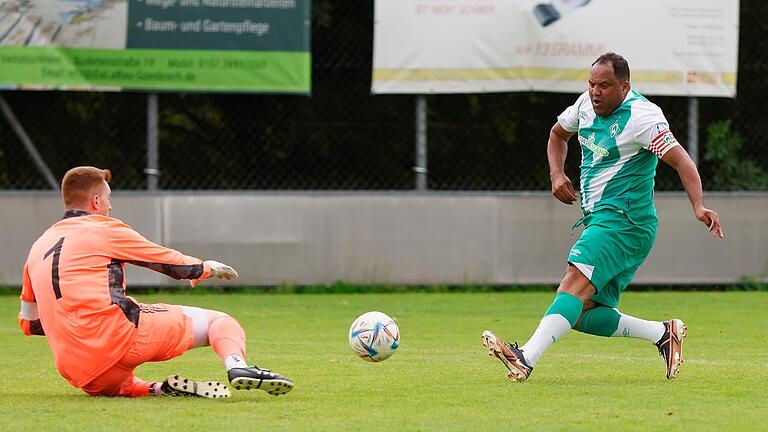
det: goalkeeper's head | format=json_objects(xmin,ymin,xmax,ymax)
[{"xmin": 61, "ymin": 166, "xmax": 113, "ymax": 216}]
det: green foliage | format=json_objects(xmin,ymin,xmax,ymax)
[
  {"xmin": 1, "ymin": 292, "xmax": 766, "ymax": 431},
  {"xmin": 703, "ymin": 120, "xmax": 768, "ymax": 190},
  {"xmin": 732, "ymin": 275, "xmax": 768, "ymax": 291}
]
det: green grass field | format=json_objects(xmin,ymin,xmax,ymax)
[{"xmin": 1, "ymin": 291, "xmax": 765, "ymax": 431}]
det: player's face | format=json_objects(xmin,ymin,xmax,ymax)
[
  {"xmin": 93, "ymin": 181, "xmax": 112, "ymax": 216},
  {"xmin": 588, "ymin": 62, "xmax": 629, "ymax": 116}
]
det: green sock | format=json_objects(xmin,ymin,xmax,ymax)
[
  {"xmin": 520, "ymin": 292, "xmax": 584, "ymax": 366},
  {"xmin": 544, "ymin": 292, "xmax": 583, "ymax": 327},
  {"xmin": 575, "ymin": 306, "xmax": 621, "ymax": 337}
]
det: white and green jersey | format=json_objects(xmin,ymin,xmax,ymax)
[{"xmin": 557, "ymin": 89, "xmax": 679, "ymax": 222}]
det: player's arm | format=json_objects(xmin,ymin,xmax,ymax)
[
  {"xmin": 19, "ymin": 263, "xmax": 45, "ymax": 336},
  {"xmin": 548, "ymin": 122, "xmax": 578, "ymax": 205},
  {"xmin": 661, "ymin": 146, "xmax": 724, "ymax": 238},
  {"xmin": 106, "ymin": 220, "xmax": 238, "ymax": 285}
]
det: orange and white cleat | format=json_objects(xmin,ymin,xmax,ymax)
[
  {"xmin": 654, "ymin": 319, "xmax": 687, "ymax": 379},
  {"xmin": 481, "ymin": 330, "xmax": 533, "ymax": 382}
]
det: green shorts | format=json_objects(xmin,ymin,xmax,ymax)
[{"xmin": 567, "ymin": 210, "xmax": 657, "ymax": 308}]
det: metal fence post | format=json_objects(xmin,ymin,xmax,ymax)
[
  {"xmin": 414, "ymin": 95, "xmax": 428, "ymax": 190},
  {"xmin": 687, "ymin": 97, "xmax": 699, "ymax": 165},
  {"xmin": 146, "ymin": 93, "xmax": 160, "ymax": 191}
]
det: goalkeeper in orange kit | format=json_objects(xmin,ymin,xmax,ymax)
[{"xmin": 19, "ymin": 166, "xmax": 293, "ymax": 398}]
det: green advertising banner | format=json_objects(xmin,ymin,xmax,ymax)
[{"xmin": 0, "ymin": 0, "xmax": 311, "ymax": 93}]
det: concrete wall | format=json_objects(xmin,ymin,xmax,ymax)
[{"xmin": 1, "ymin": 192, "xmax": 765, "ymax": 286}]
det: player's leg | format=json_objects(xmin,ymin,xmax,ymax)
[
  {"xmin": 577, "ymin": 304, "xmax": 661, "ymax": 339},
  {"xmin": 81, "ymin": 351, "xmax": 228, "ymax": 398},
  {"xmin": 575, "ymin": 303, "xmax": 686, "ymax": 379},
  {"xmin": 181, "ymin": 306, "xmax": 294, "ymax": 395},
  {"xmin": 572, "ymin": 220, "xmax": 686, "ymax": 379},
  {"xmin": 520, "ymin": 266, "xmax": 594, "ymax": 364},
  {"xmin": 482, "ymin": 211, "xmax": 611, "ymax": 382},
  {"xmin": 575, "ymin": 272, "xmax": 665, "ymax": 342},
  {"xmin": 602, "ymin": 304, "xmax": 687, "ymax": 381},
  {"xmin": 482, "ymin": 210, "xmax": 626, "ymax": 382},
  {"xmin": 575, "ymin": 273, "xmax": 665, "ymax": 342},
  {"xmin": 81, "ymin": 363, "xmax": 146, "ymax": 397},
  {"xmin": 482, "ymin": 265, "xmax": 593, "ymax": 382},
  {"xmin": 113, "ymin": 303, "xmax": 231, "ymax": 398}
]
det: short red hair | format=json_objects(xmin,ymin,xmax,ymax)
[{"xmin": 61, "ymin": 166, "xmax": 112, "ymax": 207}]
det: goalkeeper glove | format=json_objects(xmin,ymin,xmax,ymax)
[{"xmin": 191, "ymin": 260, "xmax": 238, "ymax": 287}]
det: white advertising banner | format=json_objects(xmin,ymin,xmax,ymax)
[{"xmin": 372, "ymin": 0, "xmax": 739, "ymax": 97}]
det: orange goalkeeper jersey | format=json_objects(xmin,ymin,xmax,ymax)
[{"xmin": 19, "ymin": 210, "xmax": 211, "ymax": 387}]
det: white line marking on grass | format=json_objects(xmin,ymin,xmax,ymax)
[{"xmin": 558, "ymin": 353, "xmax": 762, "ymax": 367}]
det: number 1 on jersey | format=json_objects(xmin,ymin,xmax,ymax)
[{"xmin": 44, "ymin": 237, "xmax": 65, "ymax": 299}]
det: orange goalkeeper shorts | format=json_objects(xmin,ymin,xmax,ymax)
[{"xmin": 81, "ymin": 303, "xmax": 195, "ymax": 397}]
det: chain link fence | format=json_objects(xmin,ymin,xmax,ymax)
[{"xmin": 1, "ymin": 0, "xmax": 766, "ymax": 191}]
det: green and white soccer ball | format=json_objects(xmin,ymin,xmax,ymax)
[{"xmin": 348, "ymin": 311, "xmax": 400, "ymax": 362}]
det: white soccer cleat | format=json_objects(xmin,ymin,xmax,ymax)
[{"xmin": 161, "ymin": 375, "xmax": 231, "ymax": 398}]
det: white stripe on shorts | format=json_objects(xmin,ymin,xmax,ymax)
[
  {"xmin": 572, "ymin": 262, "xmax": 595, "ymax": 280},
  {"xmin": 181, "ymin": 306, "xmax": 209, "ymax": 348}
]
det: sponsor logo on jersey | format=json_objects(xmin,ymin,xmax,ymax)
[
  {"xmin": 579, "ymin": 110, "xmax": 588, "ymax": 120},
  {"xmin": 570, "ymin": 248, "xmax": 581, "ymax": 256},
  {"xmin": 578, "ymin": 132, "xmax": 609, "ymax": 157}
]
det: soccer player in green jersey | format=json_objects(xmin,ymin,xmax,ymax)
[{"xmin": 482, "ymin": 52, "xmax": 724, "ymax": 381}]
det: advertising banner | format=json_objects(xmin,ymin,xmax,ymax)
[
  {"xmin": 373, "ymin": 0, "xmax": 739, "ymax": 97},
  {"xmin": 0, "ymin": 0, "xmax": 311, "ymax": 93}
]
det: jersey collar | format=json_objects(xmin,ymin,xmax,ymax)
[{"xmin": 62, "ymin": 210, "xmax": 91, "ymax": 219}]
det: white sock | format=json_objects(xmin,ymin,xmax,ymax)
[
  {"xmin": 520, "ymin": 314, "xmax": 572, "ymax": 366},
  {"xmin": 612, "ymin": 313, "xmax": 665, "ymax": 343},
  {"xmin": 150, "ymin": 382, "xmax": 164, "ymax": 396},
  {"xmin": 224, "ymin": 354, "xmax": 248, "ymax": 371}
]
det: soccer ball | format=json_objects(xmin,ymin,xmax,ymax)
[{"xmin": 348, "ymin": 311, "xmax": 400, "ymax": 362}]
